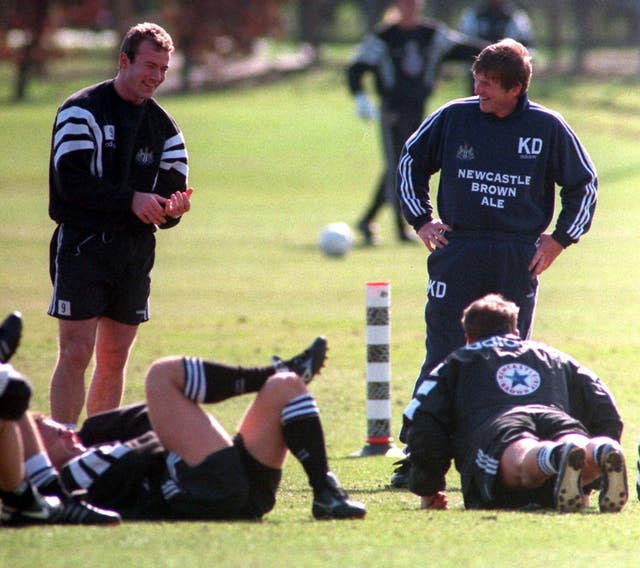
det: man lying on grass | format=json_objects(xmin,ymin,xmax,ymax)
[
  {"xmin": 405, "ymin": 294, "xmax": 627, "ymax": 513},
  {"xmin": 30, "ymin": 336, "xmax": 366, "ymax": 521}
]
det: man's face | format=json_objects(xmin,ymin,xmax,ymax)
[
  {"xmin": 117, "ymin": 39, "xmax": 170, "ymax": 104},
  {"xmin": 36, "ymin": 417, "xmax": 84, "ymax": 469},
  {"xmin": 396, "ymin": 0, "xmax": 423, "ymax": 18},
  {"xmin": 473, "ymin": 71, "xmax": 521, "ymax": 118}
]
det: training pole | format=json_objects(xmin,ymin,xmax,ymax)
[{"xmin": 352, "ymin": 282, "xmax": 403, "ymax": 457}]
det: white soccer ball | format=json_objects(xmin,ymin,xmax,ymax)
[{"xmin": 318, "ymin": 222, "xmax": 354, "ymax": 257}]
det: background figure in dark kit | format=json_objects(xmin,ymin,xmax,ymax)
[
  {"xmin": 347, "ymin": 0, "xmax": 485, "ymax": 245},
  {"xmin": 458, "ymin": 0, "xmax": 534, "ymax": 93}
]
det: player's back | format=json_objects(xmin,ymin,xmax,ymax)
[{"xmin": 443, "ymin": 334, "xmax": 575, "ymax": 436}]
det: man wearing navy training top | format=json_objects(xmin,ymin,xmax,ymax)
[{"xmin": 395, "ymin": 39, "xmax": 597, "ymax": 452}]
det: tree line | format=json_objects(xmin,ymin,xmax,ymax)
[{"xmin": 2, "ymin": 0, "xmax": 640, "ymax": 101}]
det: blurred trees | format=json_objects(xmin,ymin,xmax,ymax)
[
  {"xmin": 0, "ymin": 0, "xmax": 112, "ymax": 100},
  {"xmin": 163, "ymin": 0, "xmax": 284, "ymax": 91},
  {"xmin": 3, "ymin": 0, "xmax": 640, "ymax": 101},
  {"xmin": 0, "ymin": 0, "xmax": 287, "ymax": 99},
  {"xmin": 1, "ymin": 0, "xmax": 52, "ymax": 101}
]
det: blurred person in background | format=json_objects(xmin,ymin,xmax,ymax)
[{"xmin": 347, "ymin": 0, "xmax": 485, "ymax": 245}]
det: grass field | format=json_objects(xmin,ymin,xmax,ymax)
[{"xmin": 2, "ymin": 57, "xmax": 640, "ymax": 567}]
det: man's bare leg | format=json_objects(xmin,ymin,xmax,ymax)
[
  {"xmin": 49, "ymin": 318, "xmax": 98, "ymax": 425},
  {"xmin": 87, "ymin": 318, "xmax": 138, "ymax": 417}
]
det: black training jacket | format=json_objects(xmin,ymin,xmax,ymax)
[
  {"xmin": 405, "ymin": 334, "xmax": 622, "ymax": 496},
  {"xmin": 49, "ymin": 80, "xmax": 188, "ymax": 232}
]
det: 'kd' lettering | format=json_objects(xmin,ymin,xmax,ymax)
[
  {"xmin": 428, "ymin": 280, "xmax": 447, "ymax": 298},
  {"xmin": 518, "ymin": 137, "xmax": 543, "ymax": 155}
]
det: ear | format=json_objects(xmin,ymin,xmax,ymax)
[
  {"xmin": 118, "ymin": 52, "xmax": 130, "ymax": 70},
  {"xmin": 509, "ymin": 84, "xmax": 524, "ymax": 98}
]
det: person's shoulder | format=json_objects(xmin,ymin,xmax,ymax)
[
  {"xmin": 146, "ymin": 97, "xmax": 180, "ymax": 127},
  {"xmin": 415, "ymin": 97, "xmax": 477, "ymax": 135},
  {"xmin": 417, "ymin": 16, "xmax": 446, "ymax": 31},
  {"xmin": 59, "ymin": 80, "xmax": 112, "ymax": 110},
  {"xmin": 436, "ymin": 96, "xmax": 478, "ymax": 116},
  {"xmin": 521, "ymin": 337, "xmax": 574, "ymax": 364},
  {"xmin": 526, "ymin": 98, "xmax": 553, "ymax": 114},
  {"xmin": 526, "ymin": 98, "xmax": 570, "ymax": 126},
  {"xmin": 411, "ymin": 17, "xmax": 453, "ymax": 39},
  {"xmin": 373, "ymin": 20, "xmax": 396, "ymax": 38}
]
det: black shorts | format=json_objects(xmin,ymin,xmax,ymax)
[
  {"xmin": 48, "ymin": 224, "xmax": 155, "ymax": 324},
  {"xmin": 165, "ymin": 434, "xmax": 282, "ymax": 520},
  {"xmin": 464, "ymin": 405, "xmax": 588, "ymax": 509}
]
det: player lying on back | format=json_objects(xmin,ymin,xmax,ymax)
[
  {"xmin": 405, "ymin": 294, "xmax": 627, "ymax": 512},
  {"xmin": 28, "ymin": 335, "xmax": 366, "ymax": 521}
]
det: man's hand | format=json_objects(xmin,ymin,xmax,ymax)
[
  {"xmin": 132, "ymin": 191, "xmax": 168, "ymax": 225},
  {"xmin": 528, "ymin": 233, "xmax": 564, "ymax": 277},
  {"xmin": 132, "ymin": 188, "xmax": 193, "ymax": 225},
  {"xmin": 164, "ymin": 188, "xmax": 193, "ymax": 219},
  {"xmin": 420, "ymin": 492, "xmax": 448, "ymax": 510},
  {"xmin": 417, "ymin": 219, "xmax": 452, "ymax": 252},
  {"xmin": 355, "ymin": 92, "xmax": 378, "ymax": 120}
]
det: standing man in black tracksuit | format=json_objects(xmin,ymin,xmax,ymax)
[
  {"xmin": 406, "ymin": 294, "xmax": 627, "ymax": 513},
  {"xmin": 347, "ymin": 0, "xmax": 485, "ymax": 245},
  {"xmin": 459, "ymin": 0, "xmax": 533, "ymax": 47},
  {"xmin": 48, "ymin": 23, "xmax": 192, "ymax": 428},
  {"xmin": 391, "ymin": 39, "xmax": 597, "ymax": 486}
]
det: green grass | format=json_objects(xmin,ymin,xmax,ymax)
[{"xmin": 2, "ymin": 61, "xmax": 640, "ymax": 567}]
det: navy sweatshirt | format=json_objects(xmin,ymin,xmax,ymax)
[{"xmin": 397, "ymin": 94, "xmax": 597, "ymax": 247}]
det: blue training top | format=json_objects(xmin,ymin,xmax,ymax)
[{"xmin": 397, "ymin": 94, "xmax": 597, "ymax": 248}]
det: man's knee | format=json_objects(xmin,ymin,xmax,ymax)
[
  {"xmin": 145, "ymin": 357, "xmax": 184, "ymax": 398},
  {"xmin": 60, "ymin": 345, "xmax": 94, "ymax": 371},
  {"xmin": 261, "ymin": 372, "xmax": 306, "ymax": 401}
]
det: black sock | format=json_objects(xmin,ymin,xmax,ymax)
[
  {"xmin": 280, "ymin": 394, "xmax": 329, "ymax": 495},
  {"xmin": 38, "ymin": 476, "xmax": 69, "ymax": 500},
  {"xmin": 182, "ymin": 357, "xmax": 276, "ymax": 403},
  {"xmin": 0, "ymin": 479, "xmax": 38, "ymax": 509}
]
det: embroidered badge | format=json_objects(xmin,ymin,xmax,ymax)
[
  {"xmin": 496, "ymin": 363, "xmax": 540, "ymax": 396},
  {"xmin": 135, "ymin": 147, "xmax": 154, "ymax": 166},
  {"xmin": 456, "ymin": 143, "xmax": 475, "ymax": 160}
]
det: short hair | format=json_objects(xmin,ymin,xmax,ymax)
[
  {"xmin": 462, "ymin": 294, "xmax": 519, "ymax": 341},
  {"xmin": 120, "ymin": 22, "xmax": 174, "ymax": 62},
  {"xmin": 471, "ymin": 38, "xmax": 532, "ymax": 94}
]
